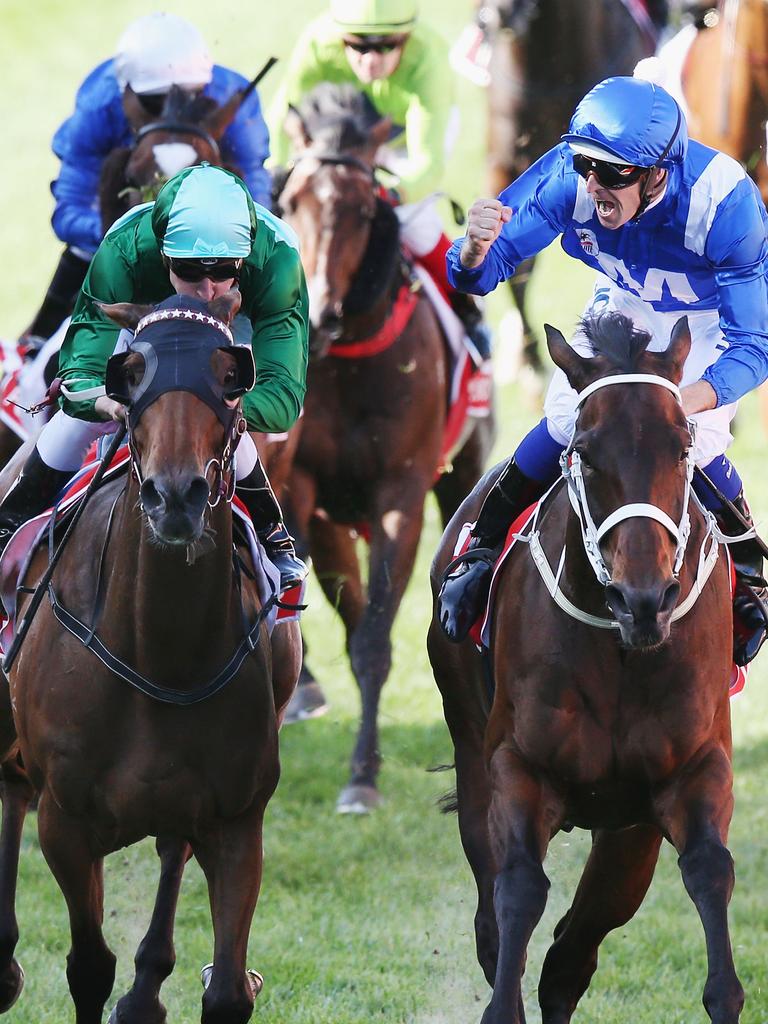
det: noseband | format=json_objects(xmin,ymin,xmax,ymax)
[
  {"xmin": 563, "ymin": 374, "xmax": 694, "ymax": 586},
  {"xmin": 516, "ymin": 374, "xmax": 722, "ymax": 630}
]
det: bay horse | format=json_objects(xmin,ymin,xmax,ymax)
[
  {"xmin": 683, "ymin": 0, "xmax": 768, "ymax": 204},
  {"xmin": 276, "ymin": 84, "xmax": 495, "ymax": 812},
  {"xmin": 0, "ymin": 290, "xmax": 301, "ymax": 1023},
  {"xmin": 486, "ymin": 0, "xmax": 657, "ymax": 381},
  {"xmin": 428, "ymin": 313, "xmax": 743, "ymax": 1022}
]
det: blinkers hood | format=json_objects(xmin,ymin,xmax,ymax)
[{"xmin": 106, "ymin": 295, "xmax": 255, "ymax": 426}]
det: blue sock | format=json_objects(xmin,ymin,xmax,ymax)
[
  {"xmin": 693, "ymin": 455, "xmax": 743, "ymax": 512},
  {"xmin": 514, "ymin": 418, "xmax": 565, "ymax": 484}
]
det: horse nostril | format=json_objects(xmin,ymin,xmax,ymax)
[
  {"xmin": 185, "ymin": 476, "xmax": 211, "ymax": 517},
  {"xmin": 659, "ymin": 580, "xmax": 681, "ymax": 615},
  {"xmin": 140, "ymin": 479, "xmax": 164, "ymax": 516}
]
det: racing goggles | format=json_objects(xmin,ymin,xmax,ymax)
[
  {"xmin": 343, "ymin": 35, "xmax": 407, "ymax": 54},
  {"xmin": 572, "ymin": 154, "xmax": 647, "ymax": 190},
  {"xmin": 167, "ymin": 258, "xmax": 243, "ymax": 283}
]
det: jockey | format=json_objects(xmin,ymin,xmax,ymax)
[
  {"xmin": 437, "ymin": 76, "xmax": 768, "ymax": 668},
  {"xmin": 23, "ymin": 12, "xmax": 272, "ymax": 347},
  {"xmin": 0, "ymin": 165, "xmax": 308, "ymax": 591},
  {"xmin": 267, "ymin": 0, "xmax": 493, "ymax": 385}
]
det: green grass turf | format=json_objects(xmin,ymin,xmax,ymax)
[{"xmin": 2, "ymin": 1, "xmax": 768, "ymax": 1021}]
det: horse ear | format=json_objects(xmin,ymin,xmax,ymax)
[
  {"xmin": 284, "ymin": 105, "xmax": 312, "ymax": 152},
  {"xmin": 202, "ymin": 90, "xmax": 243, "ymax": 141},
  {"xmin": 369, "ymin": 116, "xmax": 393, "ymax": 150},
  {"xmin": 98, "ymin": 301, "xmax": 154, "ymax": 329},
  {"xmin": 121, "ymin": 85, "xmax": 153, "ymax": 132},
  {"xmin": 208, "ymin": 288, "xmax": 242, "ymax": 326},
  {"xmin": 663, "ymin": 316, "xmax": 691, "ymax": 384},
  {"xmin": 544, "ymin": 323, "xmax": 594, "ymax": 391}
]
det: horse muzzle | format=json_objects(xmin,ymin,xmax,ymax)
[
  {"xmin": 604, "ymin": 578, "xmax": 681, "ymax": 649},
  {"xmin": 139, "ymin": 473, "xmax": 211, "ymax": 545}
]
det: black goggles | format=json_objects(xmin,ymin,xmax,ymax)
[
  {"xmin": 167, "ymin": 258, "xmax": 243, "ymax": 283},
  {"xmin": 136, "ymin": 92, "xmax": 168, "ymax": 117},
  {"xmin": 572, "ymin": 153, "xmax": 647, "ymax": 190},
  {"xmin": 343, "ymin": 35, "xmax": 406, "ymax": 54}
]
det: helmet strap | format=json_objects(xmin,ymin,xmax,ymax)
[{"xmin": 630, "ymin": 103, "xmax": 682, "ymax": 223}]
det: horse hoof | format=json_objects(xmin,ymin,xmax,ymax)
[
  {"xmin": 336, "ymin": 784, "xmax": 383, "ymax": 815},
  {"xmin": 282, "ymin": 680, "xmax": 329, "ymax": 724},
  {"xmin": 0, "ymin": 961, "xmax": 24, "ymax": 1012},
  {"xmin": 201, "ymin": 963, "xmax": 264, "ymax": 998}
]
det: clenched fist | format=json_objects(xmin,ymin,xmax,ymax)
[{"xmin": 460, "ymin": 199, "xmax": 513, "ymax": 269}]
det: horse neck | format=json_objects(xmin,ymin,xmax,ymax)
[
  {"xmin": 110, "ymin": 477, "xmax": 237, "ymax": 662},
  {"xmin": 339, "ymin": 203, "xmax": 403, "ymax": 341}
]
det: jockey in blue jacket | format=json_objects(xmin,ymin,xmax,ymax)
[
  {"xmin": 24, "ymin": 13, "xmax": 271, "ymax": 344},
  {"xmin": 438, "ymin": 76, "xmax": 768, "ymax": 666}
]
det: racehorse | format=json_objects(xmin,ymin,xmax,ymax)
[
  {"xmin": 486, "ymin": 0, "xmax": 657, "ymax": 381},
  {"xmin": 683, "ymin": 0, "xmax": 768, "ymax": 204},
  {"xmin": 0, "ymin": 290, "xmax": 301, "ymax": 1023},
  {"xmin": 428, "ymin": 313, "xmax": 743, "ymax": 1022},
  {"xmin": 276, "ymin": 84, "xmax": 495, "ymax": 812}
]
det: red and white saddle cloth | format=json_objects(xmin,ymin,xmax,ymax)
[
  {"xmin": 0, "ymin": 323, "xmax": 69, "ymax": 442},
  {"xmin": 0, "ymin": 444, "xmax": 304, "ymax": 657},
  {"xmin": 453, "ymin": 502, "xmax": 748, "ymax": 699}
]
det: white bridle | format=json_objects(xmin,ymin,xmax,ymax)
[{"xmin": 514, "ymin": 373, "xmax": 726, "ymax": 630}]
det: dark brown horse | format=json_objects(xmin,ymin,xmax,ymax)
[
  {"xmin": 486, "ymin": 0, "xmax": 657, "ymax": 380},
  {"xmin": 683, "ymin": 0, "xmax": 768, "ymax": 203},
  {"xmin": 428, "ymin": 313, "xmax": 743, "ymax": 1022},
  {"xmin": 0, "ymin": 291, "xmax": 301, "ymax": 1023},
  {"xmin": 276, "ymin": 84, "xmax": 495, "ymax": 812}
]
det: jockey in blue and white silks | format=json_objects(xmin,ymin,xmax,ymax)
[{"xmin": 438, "ymin": 76, "xmax": 768, "ymax": 665}]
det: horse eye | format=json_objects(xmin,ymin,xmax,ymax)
[{"xmin": 576, "ymin": 449, "xmax": 593, "ymax": 470}]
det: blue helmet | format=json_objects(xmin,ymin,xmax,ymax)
[
  {"xmin": 561, "ymin": 77, "xmax": 687, "ymax": 168},
  {"xmin": 152, "ymin": 164, "xmax": 256, "ymax": 259}
]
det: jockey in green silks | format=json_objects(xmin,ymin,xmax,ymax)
[
  {"xmin": 0, "ymin": 164, "xmax": 309, "ymax": 591},
  {"xmin": 268, "ymin": 0, "xmax": 493, "ymax": 392}
]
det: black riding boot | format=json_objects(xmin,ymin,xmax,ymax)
[
  {"xmin": 23, "ymin": 246, "xmax": 91, "ymax": 343},
  {"xmin": 450, "ymin": 290, "xmax": 492, "ymax": 361},
  {"xmin": 437, "ymin": 458, "xmax": 546, "ymax": 642},
  {"xmin": 0, "ymin": 448, "xmax": 73, "ymax": 557},
  {"xmin": 236, "ymin": 460, "xmax": 307, "ymax": 591},
  {"xmin": 718, "ymin": 492, "xmax": 768, "ymax": 666}
]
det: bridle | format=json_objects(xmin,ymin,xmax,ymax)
[{"xmin": 517, "ymin": 374, "xmax": 723, "ymax": 630}]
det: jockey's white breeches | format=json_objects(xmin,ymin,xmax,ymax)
[
  {"xmin": 544, "ymin": 276, "xmax": 737, "ymax": 466},
  {"xmin": 37, "ymin": 409, "xmax": 259, "ymax": 478}
]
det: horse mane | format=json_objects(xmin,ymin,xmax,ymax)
[
  {"xmin": 161, "ymin": 85, "xmax": 218, "ymax": 124},
  {"xmin": 579, "ymin": 312, "xmax": 653, "ymax": 371},
  {"xmin": 297, "ymin": 83, "xmax": 383, "ymax": 151}
]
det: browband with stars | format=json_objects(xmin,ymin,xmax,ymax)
[{"xmin": 134, "ymin": 307, "xmax": 234, "ymax": 345}]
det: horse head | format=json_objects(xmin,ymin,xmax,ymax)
[
  {"xmin": 277, "ymin": 83, "xmax": 393, "ymax": 359},
  {"xmin": 101, "ymin": 82, "xmax": 253, "ymax": 232},
  {"xmin": 99, "ymin": 289, "xmax": 252, "ymax": 549},
  {"xmin": 545, "ymin": 312, "xmax": 694, "ymax": 648}
]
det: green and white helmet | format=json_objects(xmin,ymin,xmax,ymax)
[
  {"xmin": 330, "ymin": 0, "xmax": 417, "ymax": 35},
  {"xmin": 151, "ymin": 165, "xmax": 256, "ymax": 259}
]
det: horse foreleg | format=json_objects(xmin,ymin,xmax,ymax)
[
  {"xmin": 108, "ymin": 837, "xmax": 191, "ymax": 1024},
  {"xmin": 656, "ymin": 746, "xmax": 744, "ymax": 1024},
  {"xmin": 0, "ymin": 754, "xmax": 34, "ymax": 1012},
  {"xmin": 482, "ymin": 747, "xmax": 556, "ymax": 1024},
  {"xmin": 538, "ymin": 824, "xmax": 663, "ymax": 1024},
  {"xmin": 36, "ymin": 796, "xmax": 116, "ymax": 1024},
  {"xmin": 193, "ymin": 804, "xmax": 267, "ymax": 1024},
  {"xmin": 340, "ymin": 485, "xmax": 426, "ymax": 813}
]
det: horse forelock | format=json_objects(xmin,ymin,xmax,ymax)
[
  {"xmin": 298, "ymin": 83, "xmax": 382, "ymax": 148},
  {"xmin": 162, "ymin": 86, "xmax": 218, "ymax": 124},
  {"xmin": 579, "ymin": 312, "xmax": 652, "ymax": 372}
]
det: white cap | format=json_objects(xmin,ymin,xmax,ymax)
[
  {"xmin": 567, "ymin": 141, "xmax": 635, "ymax": 165},
  {"xmin": 114, "ymin": 13, "xmax": 213, "ymax": 95}
]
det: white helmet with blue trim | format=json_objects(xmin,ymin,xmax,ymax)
[{"xmin": 114, "ymin": 13, "xmax": 213, "ymax": 95}]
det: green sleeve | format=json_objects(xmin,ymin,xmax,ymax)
[
  {"xmin": 395, "ymin": 44, "xmax": 454, "ymax": 201},
  {"xmin": 58, "ymin": 239, "xmax": 135, "ymax": 422},
  {"xmin": 241, "ymin": 244, "xmax": 309, "ymax": 433},
  {"xmin": 267, "ymin": 29, "xmax": 330, "ymax": 168}
]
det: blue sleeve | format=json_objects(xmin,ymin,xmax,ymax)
[
  {"xmin": 700, "ymin": 182, "xmax": 768, "ymax": 405},
  {"xmin": 447, "ymin": 146, "xmax": 574, "ymax": 295},
  {"xmin": 208, "ymin": 66, "xmax": 272, "ymax": 209},
  {"xmin": 50, "ymin": 60, "xmax": 130, "ymax": 255}
]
